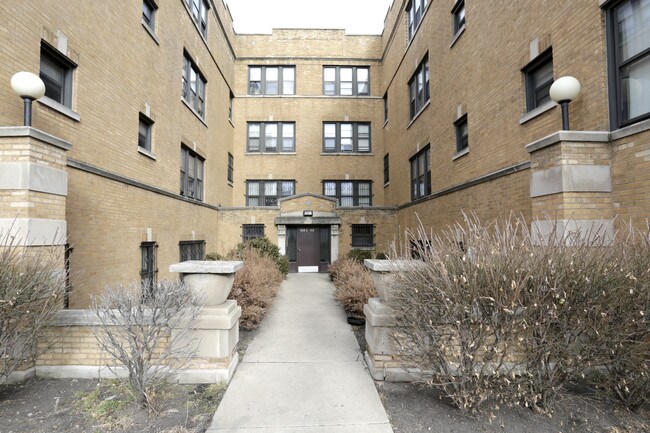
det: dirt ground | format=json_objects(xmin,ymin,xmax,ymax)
[{"xmin": 1, "ymin": 327, "xmax": 648, "ymax": 433}]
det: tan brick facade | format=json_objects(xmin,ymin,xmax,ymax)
[{"xmin": 0, "ymin": 0, "xmax": 649, "ymax": 310}]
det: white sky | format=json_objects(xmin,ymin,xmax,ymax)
[{"xmin": 224, "ymin": 0, "xmax": 393, "ymax": 35}]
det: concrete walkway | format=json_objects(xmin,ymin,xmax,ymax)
[{"xmin": 207, "ymin": 273, "xmax": 393, "ymax": 433}]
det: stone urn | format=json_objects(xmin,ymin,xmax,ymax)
[
  {"xmin": 169, "ymin": 260, "xmax": 243, "ymax": 306},
  {"xmin": 363, "ymin": 259, "xmax": 416, "ymax": 303}
]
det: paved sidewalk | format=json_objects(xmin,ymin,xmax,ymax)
[{"xmin": 207, "ymin": 273, "xmax": 393, "ymax": 433}]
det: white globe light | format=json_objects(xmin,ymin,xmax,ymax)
[
  {"xmin": 11, "ymin": 71, "xmax": 46, "ymax": 99},
  {"xmin": 549, "ymin": 76, "xmax": 581, "ymax": 103}
]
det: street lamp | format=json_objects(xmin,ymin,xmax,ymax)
[
  {"xmin": 549, "ymin": 76, "xmax": 581, "ymax": 131},
  {"xmin": 10, "ymin": 71, "xmax": 46, "ymax": 127}
]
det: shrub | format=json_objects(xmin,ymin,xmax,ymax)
[
  {"xmin": 205, "ymin": 252, "xmax": 222, "ymax": 261},
  {"xmin": 347, "ymin": 249, "xmax": 374, "ymax": 264},
  {"xmin": 230, "ymin": 237, "xmax": 288, "ymax": 278},
  {"xmin": 0, "ymin": 231, "xmax": 67, "ymax": 381},
  {"xmin": 91, "ymin": 281, "xmax": 204, "ymax": 407},
  {"xmin": 330, "ymin": 257, "xmax": 376, "ymax": 317},
  {"xmin": 229, "ymin": 248, "xmax": 283, "ymax": 330}
]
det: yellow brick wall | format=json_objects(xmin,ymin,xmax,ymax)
[{"xmin": 611, "ymin": 129, "xmax": 650, "ymax": 227}]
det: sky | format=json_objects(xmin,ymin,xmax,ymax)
[{"xmin": 224, "ymin": 0, "xmax": 394, "ymax": 35}]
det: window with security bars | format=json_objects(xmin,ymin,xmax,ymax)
[
  {"xmin": 246, "ymin": 180, "xmax": 295, "ymax": 206},
  {"xmin": 351, "ymin": 225, "xmax": 374, "ymax": 248},
  {"xmin": 179, "ymin": 240, "xmax": 205, "ymax": 262},
  {"xmin": 180, "ymin": 146, "xmax": 204, "ymax": 201},
  {"xmin": 247, "ymin": 122, "xmax": 295, "ymax": 152},
  {"xmin": 185, "ymin": 0, "xmax": 209, "ymax": 37},
  {"xmin": 523, "ymin": 48, "xmax": 554, "ymax": 112},
  {"xmin": 242, "ymin": 224, "xmax": 265, "ymax": 242},
  {"xmin": 323, "ymin": 180, "xmax": 372, "ymax": 206},
  {"xmin": 323, "ymin": 122, "xmax": 371, "ymax": 153},
  {"xmin": 410, "ymin": 146, "xmax": 431, "ymax": 201},
  {"xmin": 248, "ymin": 66, "xmax": 295, "ymax": 95},
  {"xmin": 409, "ymin": 56, "xmax": 430, "ymax": 119},
  {"xmin": 323, "ymin": 66, "xmax": 369, "ymax": 96},
  {"xmin": 140, "ymin": 241, "xmax": 158, "ymax": 299},
  {"xmin": 182, "ymin": 53, "xmax": 206, "ymax": 117}
]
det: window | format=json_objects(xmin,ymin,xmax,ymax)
[
  {"xmin": 523, "ymin": 49, "xmax": 554, "ymax": 112},
  {"xmin": 39, "ymin": 42, "xmax": 75, "ymax": 108},
  {"xmin": 182, "ymin": 53, "xmax": 207, "ymax": 117},
  {"xmin": 140, "ymin": 241, "xmax": 157, "ymax": 299},
  {"xmin": 410, "ymin": 146, "xmax": 431, "ymax": 201},
  {"xmin": 138, "ymin": 114, "xmax": 153, "ymax": 151},
  {"xmin": 142, "ymin": 0, "xmax": 157, "ymax": 30},
  {"xmin": 407, "ymin": 0, "xmax": 428, "ymax": 41},
  {"xmin": 227, "ymin": 152, "xmax": 234, "ymax": 183},
  {"xmin": 323, "ymin": 66, "xmax": 370, "ymax": 96},
  {"xmin": 607, "ymin": 0, "xmax": 650, "ymax": 127},
  {"xmin": 323, "ymin": 180, "xmax": 372, "ymax": 206},
  {"xmin": 455, "ymin": 114, "xmax": 468, "ymax": 153},
  {"xmin": 452, "ymin": 0, "xmax": 465, "ymax": 35},
  {"xmin": 179, "ymin": 240, "xmax": 205, "ymax": 261},
  {"xmin": 246, "ymin": 180, "xmax": 295, "ymax": 206},
  {"xmin": 229, "ymin": 91, "xmax": 234, "ymax": 121},
  {"xmin": 247, "ymin": 122, "xmax": 295, "ymax": 152},
  {"xmin": 248, "ymin": 66, "xmax": 295, "ymax": 95},
  {"xmin": 180, "ymin": 146, "xmax": 204, "ymax": 201},
  {"xmin": 409, "ymin": 56, "xmax": 430, "ymax": 119},
  {"xmin": 383, "ymin": 93, "xmax": 389, "ymax": 123},
  {"xmin": 242, "ymin": 224, "xmax": 265, "ymax": 242},
  {"xmin": 186, "ymin": 0, "xmax": 209, "ymax": 37},
  {"xmin": 351, "ymin": 225, "xmax": 374, "ymax": 248},
  {"xmin": 384, "ymin": 153, "xmax": 390, "ymax": 184},
  {"xmin": 322, "ymin": 122, "xmax": 371, "ymax": 153}
]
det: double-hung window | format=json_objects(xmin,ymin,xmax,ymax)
[
  {"xmin": 455, "ymin": 114, "xmax": 469, "ymax": 153},
  {"xmin": 142, "ymin": 0, "xmax": 157, "ymax": 31},
  {"xmin": 182, "ymin": 53, "xmax": 207, "ymax": 117},
  {"xmin": 322, "ymin": 122, "xmax": 371, "ymax": 153},
  {"xmin": 606, "ymin": 0, "xmax": 650, "ymax": 127},
  {"xmin": 39, "ymin": 42, "xmax": 76, "ymax": 108},
  {"xmin": 452, "ymin": 0, "xmax": 465, "ymax": 35},
  {"xmin": 323, "ymin": 180, "xmax": 372, "ymax": 206},
  {"xmin": 409, "ymin": 56, "xmax": 430, "ymax": 120},
  {"xmin": 323, "ymin": 66, "xmax": 370, "ymax": 96},
  {"xmin": 407, "ymin": 0, "xmax": 428, "ymax": 41},
  {"xmin": 186, "ymin": 0, "xmax": 208, "ymax": 37},
  {"xmin": 351, "ymin": 225, "xmax": 374, "ymax": 248},
  {"xmin": 227, "ymin": 152, "xmax": 234, "ymax": 183},
  {"xmin": 138, "ymin": 113, "xmax": 154, "ymax": 152},
  {"xmin": 247, "ymin": 122, "xmax": 295, "ymax": 152},
  {"xmin": 248, "ymin": 66, "xmax": 295, "ymax": 95},
  {"xmin": 179, "ymin": 240, "xmax": 205, "ymax": 261},
  {"xmin": 140, "ymin": 241, "xmax": 158, "ymax": 299},
  {"xmin": 523, "ymin": 49, "xmax": 554, "ymax": 112},
  {"xmin": 180, "ymin": 146, "xmax": 204, "ymax": 201},
  {"xmin": 410, "ymin": 146, "xmax": 431, "ymax": 201},
  {"xmin": 384, "ymin": 154, "xmax": 390, "ymax": 185},
  {"xmin": 242, "ymin": 224, "xmax": 265, "ymax": 242},
  {"xmin": 246, "ymin": 180, "xmax": 295, "ymax": 206}
]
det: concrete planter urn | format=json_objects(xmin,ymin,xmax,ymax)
[{"xmin": 169, "ymin": 260, "xmax": 243, "ymax": 306}]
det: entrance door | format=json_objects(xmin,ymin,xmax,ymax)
[{"xmin": 297, "ymin": 227, "xmax": 320, "ymax": 272}]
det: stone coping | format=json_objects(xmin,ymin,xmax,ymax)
[
  {"xmin": 169, "ymin": 260, "xmax": 243, "ymax": 274},
  {"xmin": 364, "ymin": 259, "xmax": 424, "ymax": 272},
  {"xmin": 0, "ymin": 126, "xmax": 72, "ymax": 151}
]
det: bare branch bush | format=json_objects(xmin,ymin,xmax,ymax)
[
  {"xmin": 91, "ymin": 281, "xmax": 204, "ymax": 408},
  {"xmin": 0, "ymin": 231, "xmax": 66, "ymax": 381},
  {"xmin": 228, "ymin": 248, "xmax": 282, "ymax": 330},
  {"xmin": 330, "ymin": 256, "xmax": 376, "ymax": 317}
]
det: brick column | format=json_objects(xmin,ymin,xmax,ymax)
[
  {"xmin": 525, "ymin": 131, "xmax": 614, "ymax": 242},
  {"xmin": 0, "ymin": 127, "xmax": 71, "ymax": 247}
]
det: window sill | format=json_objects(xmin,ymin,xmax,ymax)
[
  {"xmin": 246, "ymin": 93, "xmax": 297, "ymax": 97},
  {"xmin": 519, "ymin": 100, "xmax": 557, "ymax": 124},
  {"xmin": 407, "ymin": 100, "xmax": 431, "ymax": 129},
  {"xmin": 141, "ymin": 21, "xmax": 160, "ymax": 44},
  {"xmin": 384, "ymin": 181, "xmax": 390, "ymax": 188},
  {"xmin": 181, "ymin": 99, "xmax": 208, "ymax": 127},
  {"xmin": 449, "ymin": 25, "xmax": 466, "ymax": 48},
  {"xmin": 227, "ymin": 180, "xmax": 233, "ymax": 188},
  {"xmin": 320, "ymin": 152, "xmax": 374, "ymax": 156},
  {"xmin": 452, "ymin": 147, "xmax": 469, "ymax": 160},
  {"xmin": 229, "ymin": 118, "xmax": 234, "ymax": 128},
  {"xmin": 138, "ymin": 147, "xmax": 157, "ymax": 160},
  {"xmin": 382, "ymin": 119, "xmax": 389, "ymax": 128},
  {"xmin": 38, "ymin": 97, "xmax": 80, "ymax": 122},
  {"xmin": 610, "ymin": 117, "xmax": 650, "ymax": 140},
  {"xmin": 245, "ymin": 152, "xmax": 297, "ymax": 155}
]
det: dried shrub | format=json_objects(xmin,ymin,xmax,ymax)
[
  {"xmin": 230, "ymin": 237, "xmax": 288, "ymax": 278},
  {"xmin": 330, "ymin": 257, "xmax": 376, "ymax": 317},
  {"xmin": 228, "ymin": 248, "xmax": 283, "ymax": 330},
  {"xmin": 0, "ymin": 231, "xmax": 67, "ymax": 381},
  {"xmin": 91, "ymin": 281, "xmax": 204, "ymax": 408},
  {"xmin": 347, "ymin": 249, "xmax": 374, "ymax": 264}
]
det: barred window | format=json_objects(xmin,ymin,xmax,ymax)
[
  {"xmin": 323, "ymin": 180, "xmax": 372, "ymax": 206},
  {"xmin": 351, "ymin": 224, "xmax": 374, "ymax": 248},
  {"xmin": 242, "ymin": 224, "xmax": 265, "ymax": 242},
  {"xmin": 140, "ymin": 241, "xmax": 158, "ymax": 299},
  {"xmin": 179, "ymin": 240, "xmax": 205, "ymax": 262}
]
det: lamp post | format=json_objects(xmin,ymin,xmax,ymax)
[
  {"xmin": 549, "ymin": 76, "xmax": 581, "ymax": 131},
  {"xmin": 10, "ymin": 71, "xmax": 46, "ymax": 127}
]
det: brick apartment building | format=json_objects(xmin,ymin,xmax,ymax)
[{"xmin": 1, "ymin": 0, "xmax": 649, "ymax": 308}]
